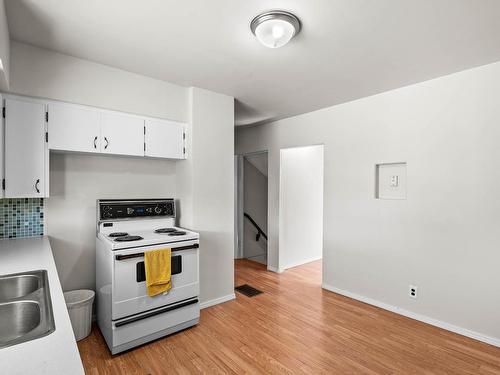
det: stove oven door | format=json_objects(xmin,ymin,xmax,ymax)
[{"xmin": 112, "ymin": 240, "xmax": 199, "ymax": 320}]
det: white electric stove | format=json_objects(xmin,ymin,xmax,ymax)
[{"xmin": 96, "ymin": 199, "xmax": 200, "ymax": 355}]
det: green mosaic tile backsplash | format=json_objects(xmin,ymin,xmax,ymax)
[{"xmin": 0, "ymin": 198, "xmax": 44, "ymax": 239}]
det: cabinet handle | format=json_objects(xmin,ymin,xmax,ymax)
[
  {"xmin": 34, "ymin": 179, "xmax": 40, "ymax": 194},
  {"xmin": 104, "ymin": 137, "xmax": 109, "ymax": 149},
  {"xmin": 93, "ymin": 136, "xmax": 98, "ymax": 149}
]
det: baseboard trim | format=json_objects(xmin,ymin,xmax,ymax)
[
  {"xmin": 284, "ymin": 256, "xmax": 322, "ymax": 270},
  {"xmin": 267, "ymin": 265, "xmax": 284, "ymax": 273},
  {"xmin": 322, "ymin": 284, "xmax": 500, "ymax": 348},
  {"xmin": 200, "ymin": 293, "xmax": 236, "ymax": 309}
]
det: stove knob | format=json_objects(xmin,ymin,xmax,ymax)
[
  {"xmin": 154, "ymin": 206, "xmax": 162, "ymax": 214},
  {"xmin": 165, "ymin": 203, "xmax": 174, "ymax": 216}
]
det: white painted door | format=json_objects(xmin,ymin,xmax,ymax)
[
  {"xmin": 48, "ymin": 103, "xmax": 101, "ymax": 153},
  {"xmin": 101, "ymin": 113, "xmax": 144, "ymax": 156},
  {"xmin": 4, "ymin": 98, "xmax": 47, "ymax": 198},
  {"xmin": 144, "ymin": 119, "xmax": 185, "ymax": 159}
]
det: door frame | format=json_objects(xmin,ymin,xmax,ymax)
[
  {"xmin": 279, "ymin": 144, "xmax": 324, "ymax": 271},
  {"xmin": 234, "ymin": 150, "xmax": 269, "ymax": 263}
]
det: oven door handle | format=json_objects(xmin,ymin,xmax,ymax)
[
  {"xmin": 115, "ymin": 243, "xmax": 199, "ymax": 261},
  {"xmin": 114, "ymin": 298, "xmax": 199, "ymax": 327}
]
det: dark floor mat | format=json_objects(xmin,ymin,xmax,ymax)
[{"xmin": 235, "ymin": 284, "xmax": 263, "ymax": 297}]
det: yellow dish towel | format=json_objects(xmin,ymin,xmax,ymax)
[{"xmin": 144, "ymin": 248, "xmax": 172, "ymax": 297}]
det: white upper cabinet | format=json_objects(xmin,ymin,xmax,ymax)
[
  {"xmin": 4, "ymin": 98, "xmax": 48, "ymax": 198},
  {"xmin": 100, "ymin": 113, "xmax": 144, "ymax": 156},
  {"xmin": 144, "ymin": 119, "xmax": 185, "ymax": 159},
  {"xmin": 5, "ymin": 96, "xmax": 186, "ymax": 166},
  {"xmin": 48, "ymin": 103, "xmax": 101, "ymax": 153},
  {"xmin": 0, "ymin": 94, "xmax": 187, "ymax": 198}
]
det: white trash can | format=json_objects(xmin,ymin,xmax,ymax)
[{"xmin": 64, "ymin": 289, "xmax": 95, "ymax": 341}]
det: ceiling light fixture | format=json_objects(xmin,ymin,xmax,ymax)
[{"xmin": 250, "ymin": 10, "xmax": 301, "ymax": 49}]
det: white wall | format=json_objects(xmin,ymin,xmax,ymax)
[
  {"xmin": 6, "ymin": 42, "xmax": 187, "ymax": 292},
  {"xmin": 243, "ymin": 157, "xmax": 267, "ymax": 263},
  {"xmin": 9, "ymin": 42, "xmax": 188, "ymax": 121},
  {"xmin": 7, "ymin": 43, "xmax": 235, "ymax": 309},
  {"xmin": 280, "ymin": 145, "xmax": 323, "ymax": 269},
  {"xmin": 0, "ymin": 0, "xmax": 9, "ymax": 90},
  {"xmin": 48, "ymin": 153, "xmax": 176, "ymax": 291},
  {"xmin": 236, "ymin": 61, "xmax": 500, "ymax": 344},
  {"xmin": 177, "ymin": 87, "xmax": 235, "ymax": 306}
]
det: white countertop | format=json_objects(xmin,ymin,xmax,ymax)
[{"xmin": 0, "ymin": 236, "xmax": 84, "ymax": 375}]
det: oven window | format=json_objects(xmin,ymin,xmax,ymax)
[{"xmin": 136, "ymin": 255, "xmax": 182, "ymax": 283}]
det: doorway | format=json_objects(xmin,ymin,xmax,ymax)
[
  {"xmin": 279, "ymin": 145, "xmax": 324, "ymax": 270},
  {"xmin": 234, "ymin": 151, "xmax": 268, "ymax": 265}
]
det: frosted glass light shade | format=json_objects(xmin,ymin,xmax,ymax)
[
  {"xmin": 255, "ymin": 19, "xmax": 296, "ymax": 48},
  {"xmin": 251, "ymin": 11, "xmax": 301, "ymax": 49}
]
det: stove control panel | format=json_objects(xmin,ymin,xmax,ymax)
[{"xmin": 98, "ymin": 199, "xmax": 175, "ymax": 220}]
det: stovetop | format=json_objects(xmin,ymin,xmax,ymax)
[
  {"xmin": 98, "ymin": 225, "xmax": 199, "ymax": 250},
  {"xmin": 154, "ymin": 227, "xmax": 177, "ymax": 233},
  {"xmin": 96, "ymin": 200, "xmax": 198, "ymax": 250},
  {"xmin": 109, "ymin": 228, "xmax": 188, "ymax": 240},
  {"xmin": 113, "ymin": 235, "xmax": 144, "ymax": 242}
]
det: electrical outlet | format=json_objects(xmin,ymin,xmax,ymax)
[{"xmin": 409, "ymin": 285, "xmax": 418, "ymax": 299}]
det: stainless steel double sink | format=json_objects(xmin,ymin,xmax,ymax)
[{"xmin": 0, "ymin": 270, "xmax": 55, "ymax": 349}]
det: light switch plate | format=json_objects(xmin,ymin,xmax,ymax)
[
  {"xmin": 390, "ymin": 175, "xmax": 399, "ymax": 187},
  {"xmin": 376, "ymin": 162, "xmax": 407, "ymax": 200}
]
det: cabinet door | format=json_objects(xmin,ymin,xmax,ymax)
[
  {"xmin": 101, "ymin": 113, "xmax": 144, "ymax": 156},
  {"xmin": 4, "ymin": 99, "xmax": 47, "ymax": 198},
  {"xmin": 48, "ymin": 103, "xmax": 101, "ymax": 153},
  {"xmin": 144, "ymin": 119, "xmax": 185, "ymax": 159}
]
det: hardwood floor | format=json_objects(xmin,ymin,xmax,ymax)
[{"xmin": 78, "ymin": 259, "xmax": 500, "ymax": 374}]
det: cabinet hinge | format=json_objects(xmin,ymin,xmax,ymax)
[
  {"xmin": 144, "ymin": 143, "xmax": 146, "ymax": 152},
  {"xmin": 45, "ymin": 112, "xmax": 49, "ymax": 122},
  {"xmin": 45, "ymin": 132, "xmax": 48, "ymax": 143},
  {"xmin": 2, "ymin": 107, "xmax": 5, "ymax": 119},
  {"xmin": 2, "ymin": 179, "xmax": 5, "ymax": 191},
  {"xmin": 144, "ymin": 126, "xmax": 146, "ymax": 135},
  {"xmin": 183, "ymin": 147, "xmax": 186, "ymax": 155},
  {"xmin": 183, "ymin": 132, "xmax": 186, "ymax": 140}
]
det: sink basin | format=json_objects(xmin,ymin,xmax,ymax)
[
  {"xmin": 0, "ymin": 301, "xmax": 41, "ymax": 342},
  {"xmin": 0, "ymin": 270, "xmax": 55, "ymax": 349},
  {"xmin": 0, "ymin": 274, "xmax": 40, "ymax": 301}
]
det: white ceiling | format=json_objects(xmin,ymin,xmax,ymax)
[{"xmin": 6, "ymin": 0, "xmax": 500, "ymax": 126}]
